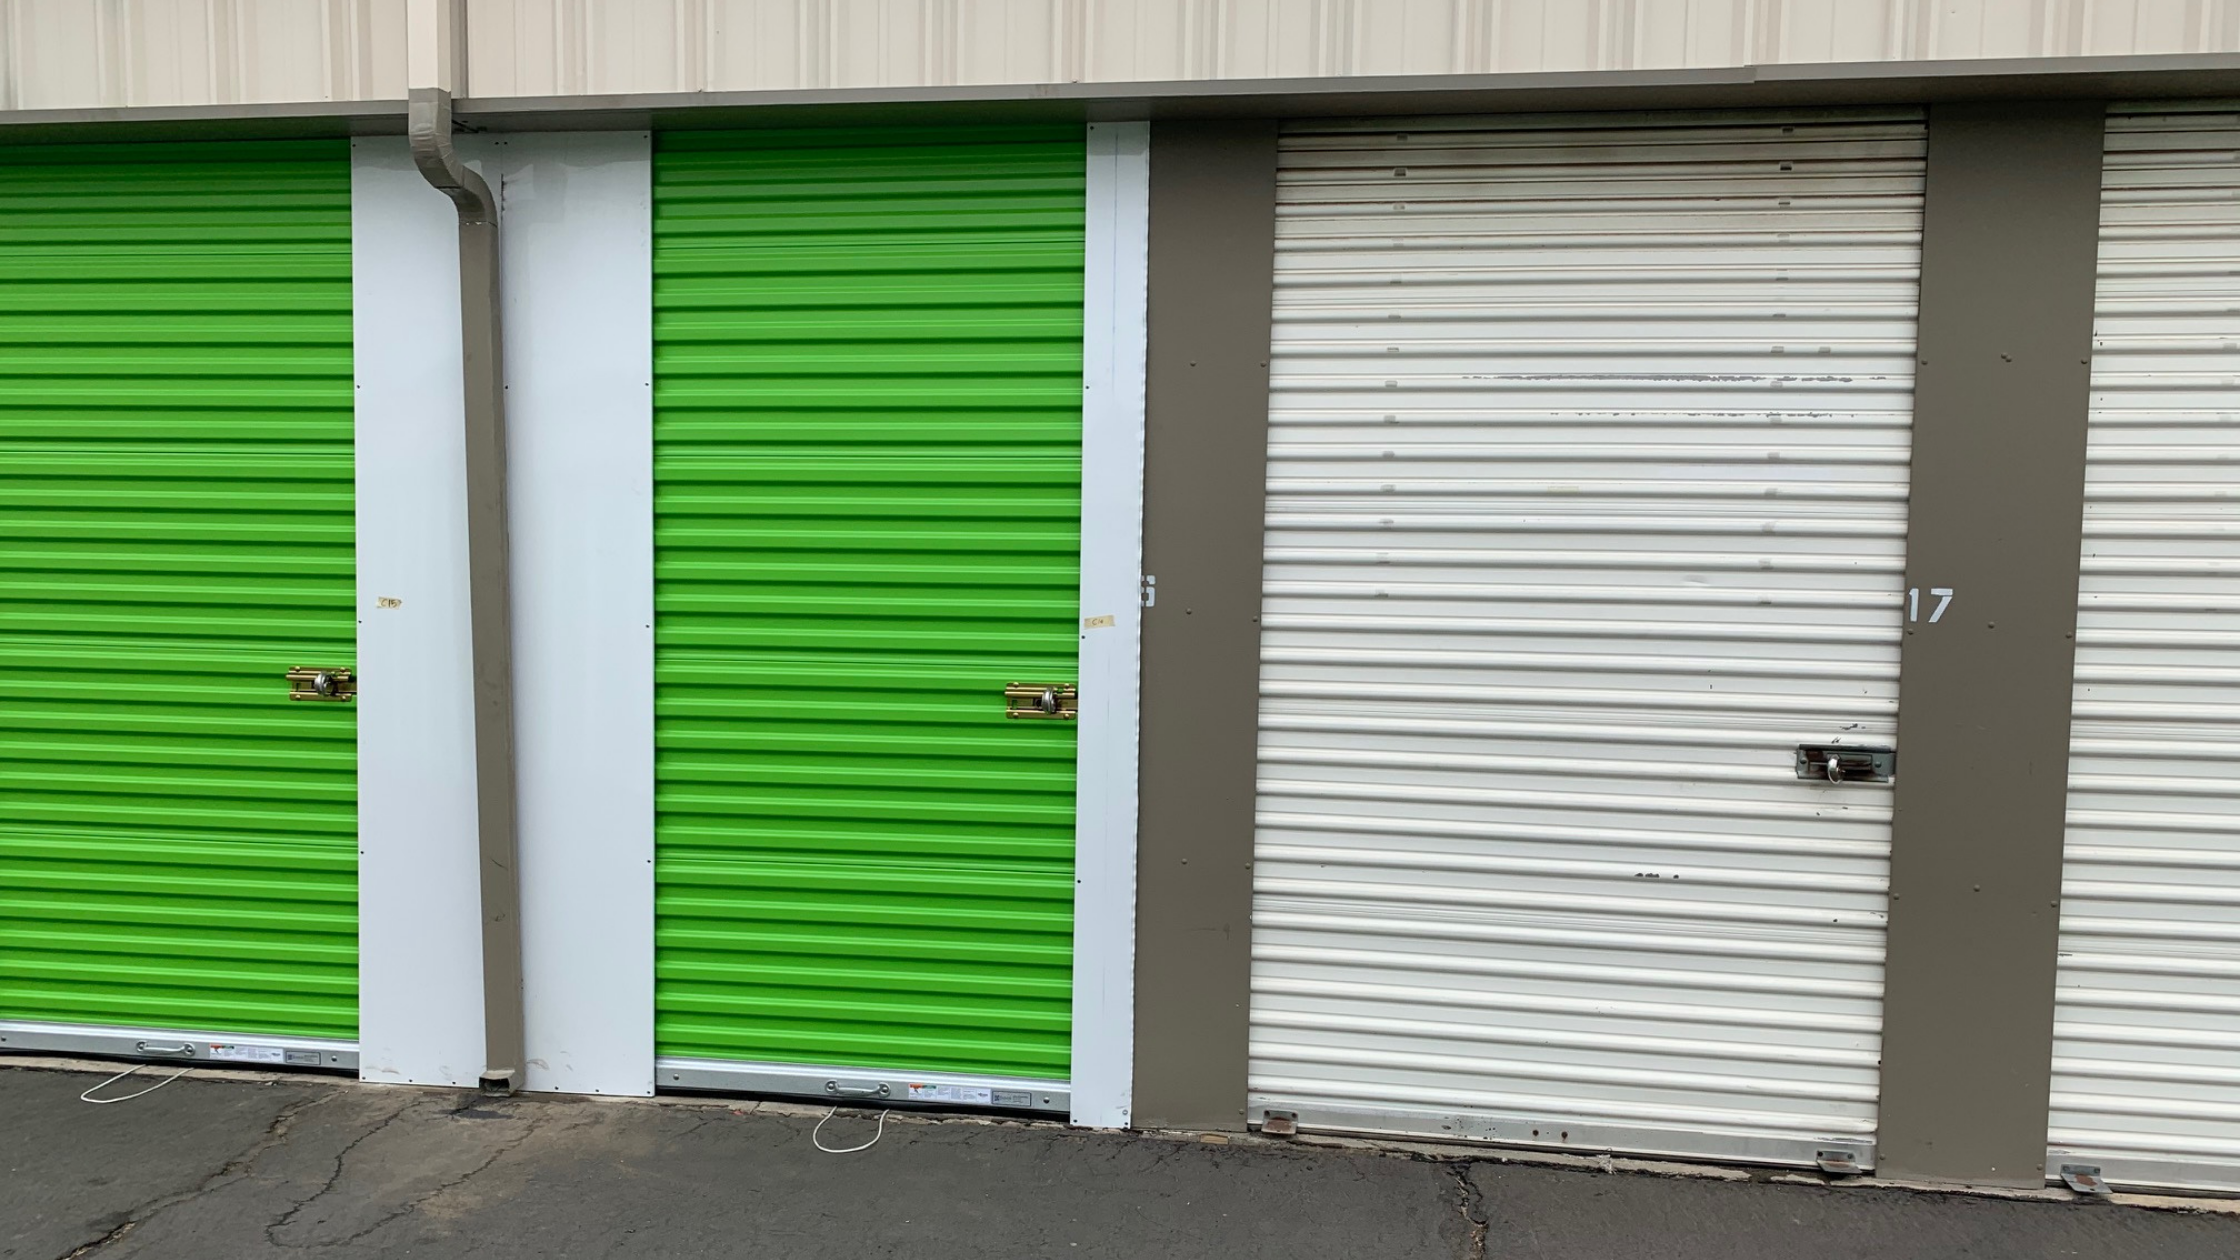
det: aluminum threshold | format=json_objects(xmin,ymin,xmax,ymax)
[
  {"xmin": 1249, "ymin": 1098, "xmax": 1876, "ymax": 1174},
  {"xmin": 658, "ymin": 1055, "xmax": 1069, "ymax": 1116},
  {"xmin": 0, "ymin": 1018, "xmax": 358, "ymax": 1072}
]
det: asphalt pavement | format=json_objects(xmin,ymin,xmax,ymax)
[{"xmin": 4, "ymin": 1061, "xmax": 2234, "ymax": 1259}]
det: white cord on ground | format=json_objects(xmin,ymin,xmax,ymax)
[
  {"xmin": 812, "ymin": 1105, "xmax": 889, "ymax": 1154},
  {"xmin": 79, "ymin": 1063, "xmax": 189, "ymax": 1105}
]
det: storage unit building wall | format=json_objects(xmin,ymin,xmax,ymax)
[
  {"xmin": 1246, "ymin": 108, "xmax": 1925, "ymax": 1168},
  {"xmin": 651, "ymin": 125, "xmax": 1088, "ymax": 1111},
  {"xmin": 0, "ymin": 140, "xmax": 358, "ymax": 1069},
  {"xmin": 8, "ymin": 40, "xmax": 2240, "ymax": 1205},
  {"xmin": 2048, "ymin": 100, "xmax": 2240, "ymax": 1195}
]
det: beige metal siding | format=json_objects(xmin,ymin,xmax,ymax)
[
  {"xmin": 0, "ymin": 0, "xmax": 405, "ymax": 110},
  {"xmin": 2049, "ymin": 101, "xmax": 2240, "ymax": 1196},
  {"xmin": 1247, "ymin": 108, "xmax": 1925, "ymax": 1168},
  {"xmin": 462, "ymin": 0, "xmax": 2240, "ymax": 96},
  {"xmin": 4, "ymin": 1, "xmax": 2240, "ymax": 110}
]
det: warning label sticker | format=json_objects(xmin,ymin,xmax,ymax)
[
  {"xmin": 906, "ymin": 1083, "xmax": 993, "ymax": 1105},
  {"xmin": 205, "ymin": 1043, "xmax": 288, "ymax": 1065}
]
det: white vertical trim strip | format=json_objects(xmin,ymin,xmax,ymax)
[
  {"xmin": 498, "ymin": 132, "xmax": 656, "ymax": 1098},
  {"xmin": 353, "ymin": 137, "xmax": 487, "ymax": 1088},
  {"xmin": 355, "ymin": 133, "xmax": 657, "ymax": 1095},
  {"xmin": 1069, "ymin": 119, "xmax": 1150, "ymax": 1130}
]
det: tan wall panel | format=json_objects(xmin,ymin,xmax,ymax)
[
  {"xmin": 3, "ymin": 0, "xmax": 2237, "ymax": 110},
  {"xmin": 0, "ymin": 0, "xmax": 404, "ymax": 109},
  {"xmin": 5, "ymin": 0, "xmax": 108, "ymax": 109},
  {"xmin": 955, "ymin": 0, "xmax": 1072, "ymax": 88},
  {"xmin": 444, "ymin": 0, "xmax": 2238, "ymax": 93}
]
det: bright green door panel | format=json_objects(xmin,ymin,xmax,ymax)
[
  {"xmin": 0, "ymin": 141, "xmax": 357, "ymax": 1039},
  {"xmin": 653, "ymin": 126, "xmax": 1085, "ymax": 1080}
]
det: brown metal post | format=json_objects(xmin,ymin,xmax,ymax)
[
  {"xmin": 1877, "ymin": 100, "xmax": 2105, "ymax": 1186},
  {"xmin": 408, "ymin": 84, "xmax": 524, "ymax": 1096},
  {"xmin": 1131, "ymin": 120, "xmax": 1280, "ymax": 1130}
]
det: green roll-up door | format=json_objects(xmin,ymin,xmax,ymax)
[
  {"xmin": 653, "ymin": 126, "xmax": 1085, "ymax": 1083},
  {"xmin": 0, "ymin": 141, "xmax": 356, "ymax": 1043}
]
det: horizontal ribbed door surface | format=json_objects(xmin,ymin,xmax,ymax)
[
  {"xmin": 0, "ymin": 141, "xmax": 357, "ymax": 1041},
  {"xmin": 1251, "ymin": 110, "xmax": 1925, "ymax": 1166},
  {"xmin": 2049, "ymin": 105, "xmax": 2240, "ymax": 1195},
  {"xmin": 653, "ymin": 127, "xmax": 1085, "ymax": 1082}
]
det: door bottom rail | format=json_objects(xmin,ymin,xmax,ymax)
[
  {"xmin": 0, "ymin": 1018, "xmax": 357, "ymax": 1072},
  {"xmin": 657, "ymin": 1055, "xmax": 1069, "ymax": 1115}
]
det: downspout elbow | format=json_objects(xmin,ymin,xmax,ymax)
[{"xmin": 408, "ymin": 87, "xmax": 496, "ymax": 224}]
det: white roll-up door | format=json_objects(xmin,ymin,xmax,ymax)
[
  {"xmin": 2048, "ymin": 104, "xmax": 2240, "ymax": 1196},
  {"xmin": 1250, "ymin": 109, "xmax": 1926, "ymax": 1168}
]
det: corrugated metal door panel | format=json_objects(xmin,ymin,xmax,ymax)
[
  {"xmin": 1251, "ymin": 109, "xmax": 1924, "ymax": 1167},
  {"xmin": 0, "ymin": 140, "xmax": 357, "ymax": 1041},
  {"xmin": 2049, "ymin": 103, "xmax": 2240, "ymax": 1195},
  {"xmin": 652, "ymin": 126, "xmax": 1084, "ymax": 1082}
]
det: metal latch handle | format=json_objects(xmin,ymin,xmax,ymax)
[
  {"xmin": 1795, "ymin": 744, "xmax": 1895, "ymax": 784},
  {"xmin": 286, "ymin": 666, "xmax": 357, "ymax": 702},
  {"xmin": 1003, "ymin": 682, "xmax": 1078, "ymax": 720}
]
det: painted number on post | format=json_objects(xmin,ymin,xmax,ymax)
[{"xmin": 1906, "ymin": 587, "xmax": 1954, "ymax": 623}]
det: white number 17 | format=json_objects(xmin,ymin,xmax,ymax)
[{"xmin": 1907, "ymin": 587, "xmax": 1954, "ymax": 623}]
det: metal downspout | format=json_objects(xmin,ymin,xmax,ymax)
[{"xmin": 408, "ymin": 84, "xmax": 524, "ymax": 1097}]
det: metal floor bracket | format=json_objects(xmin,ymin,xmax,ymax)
[
  {"xmin": 2060, "ymin": 1164, "xmax": 2112, "ymax": 1196},
  {"xmin": 1815, "ymin": 1150, "xmax": 1863, "ymax": 1176}
]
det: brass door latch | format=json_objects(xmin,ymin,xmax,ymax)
[
  {"xmin": 1004, "ymin": 682, "xmax": 1077, "ymax": 719},
  {"xmin": 287, "ymin": 666, "xmax": 357, "ymax": 702}
]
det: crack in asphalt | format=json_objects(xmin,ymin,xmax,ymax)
[
  {"xmin": 189, "ymin": 1086, "xmax": 350, "ymax": 1197},
  {"xmin": 1449, "ymin": 1162, "xmax": 1490, "ymax": 1260},
  {"xmin": 262, "ymin": 1097, "xmax": 422, "ymax": 1244},
  {"xmin": 48, "ymin": 1083, "xmax": 349, "ymax": 1260},
  {"xmin": 268, "ymin": 1105, "xmax": 550, "ymax": 1250},
  {"xmin": 670, "ymin": 1113, "xmax": 724, "ymax": 1142},
  {"xmin": 58, "ymin": 1220, "xmax": 135, "ymax": 1259}
]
